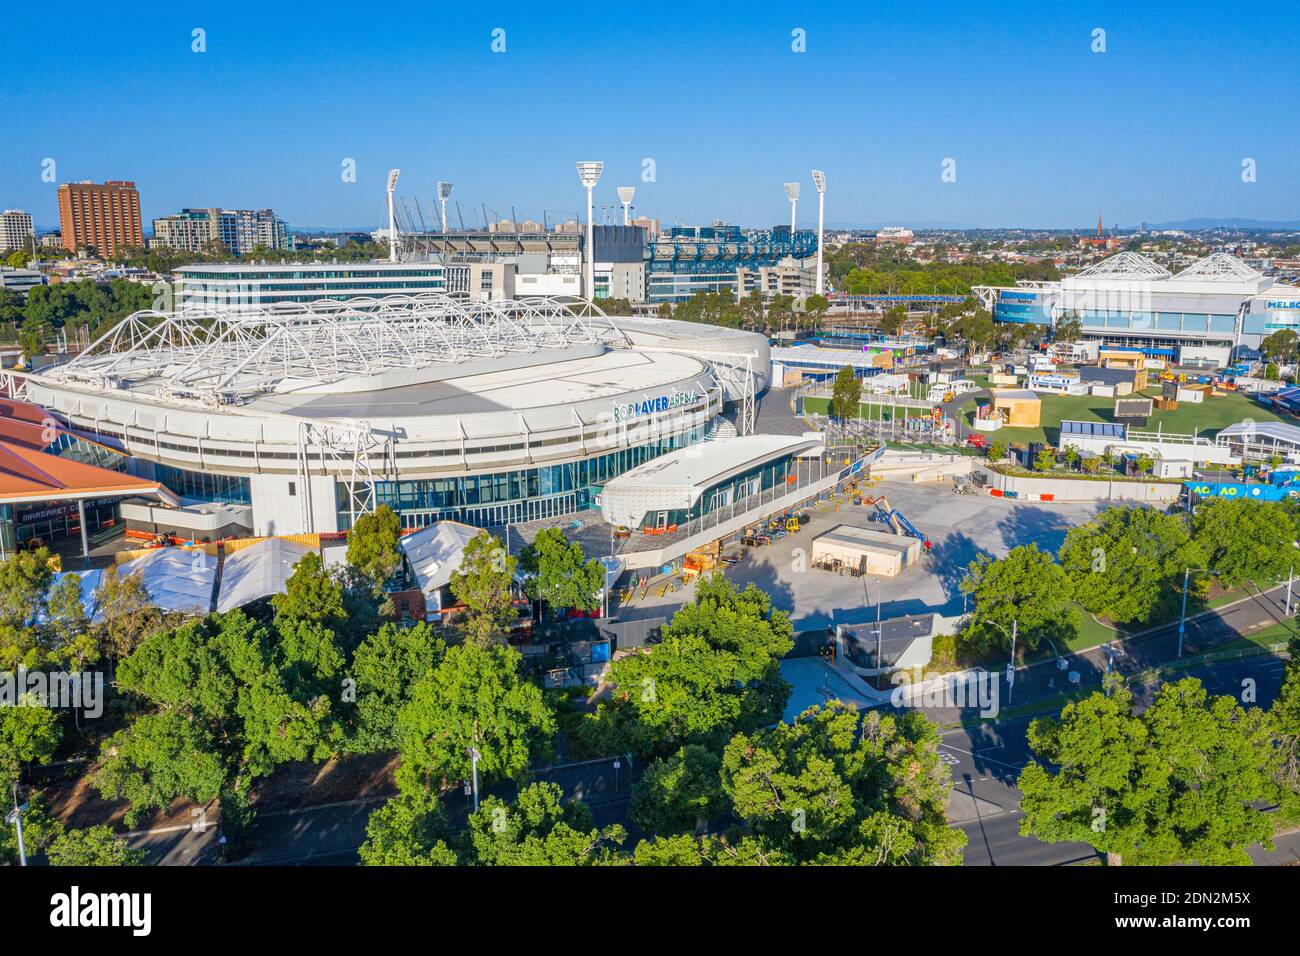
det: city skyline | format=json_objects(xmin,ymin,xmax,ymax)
[{"xmin": 2, "ymin": 2, "xmax": 1299, "ymax": 232}]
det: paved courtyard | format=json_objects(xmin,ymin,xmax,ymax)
[{"xmin": 615, "ymin": 479, "xmax": 1105, "ymax": 631}]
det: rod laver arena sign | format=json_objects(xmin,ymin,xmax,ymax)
[{"xmin": 613, "ymin": 390, "xmax": 699, "ymax": 423}]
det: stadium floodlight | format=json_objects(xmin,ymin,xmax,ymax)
[
  {"xmin": 810, "ymin": 170, "xmax": 826, "ymax": 295},
  {"xmin": 784, "ymin": 182, "xmax": 800, "ymax": 233},
  {"xmin": 436, "ymin": 181, "xmax": 454, "ymax": 233},
  {"xmin": 386, "ymin": 169, "xmax": 401, "ymax": 262},
  {"xmin": 617, "ymin": 186, "xmax": 636, "ymax": 226},
  {"xmin": 576, "ymin": 162, "xmax": 604, "ymax": 300}
]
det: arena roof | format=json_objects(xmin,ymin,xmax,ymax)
[
  {"xmin": 43, "ymin": 293, "xmax": 630, "ymax": 405},
  {"xmin": 604, "ymin": 434, "xmax": 819, "ymax": 498}
]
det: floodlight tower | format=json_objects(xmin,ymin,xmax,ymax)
[
  {"xmin": 576, "ymin": 161, "xmax": 604, "ymax": 300},
  {"xmin": 810, "ymin": 169, "xmax": 826, "ymax": 295},
  {"xmin": 784, "ymin": 182, "xmax": 800, "ymax": 234},
  {"xmin": 436, "ymin": 182, "xmax": 454, "ymax": 233},
  {"xmin": 386, "ymin": 169, "xmax": 401, "ymax": 262},
  {"xmin": 617, "ymin": 186, "xmax": 636, "ymax": 226}
]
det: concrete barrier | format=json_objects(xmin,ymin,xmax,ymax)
[{"xmin": 987, "ymin": 470, "xmax": 1182, "ymax": 503}]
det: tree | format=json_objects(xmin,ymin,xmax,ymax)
[
  {"xmin": 0, "ymin": 548, "xmax": 54, "ymax": 633},
  {"xmin": 349, "ymin": 621, "xmax": 445, "ymax": 752},
  {"xmin": 0, "ymin": 797, "xmax": 62, "ymax": 865},
  {"xmin": 960, "ymin": 545, "xmax": 1077, "ymax": 653},
  {"xmin": 830, "ymin": 365, "xmax": 861, "ymax": 421},
  {"xmin": 721, "ymin": 703, "xmax": 965, "ymax": 865},
  {"xmin": 1019, "ymin": 675, "xmax": 1277, "ymax": 865},
  {"xmin": 43, "ymin": 573, "xmax": 98, "ymax": 670},
  {"xmin": 582, "ymin": 576, "xmax": 793, "ymax": 757},
  {"xmin": 346, "ymin": 505, "xmax": 402, "ymax": 593},
  {"xmin": 1058, "ymin": 506, "xmax": 1204, "ymax": 624},
  {"xmin": 519, "ymin": 528, "xmax": 604, "ymax": 613},
  {"xmin": 273, "ymin": 552, "xmax": 346, "ymax": 625},
  {"xmin": 1034, "ymin": 447, "xmax": 1056, "ymax": 472},
  {"xmin": 395, "ymin": 642, "xmax": 554, "ymax": 794},
  {"xmin": 1053, "ymin": 312, "xmax": 1083, "ymax": 345},
  {"xmin": 1194, "ymin": 499, "xmax": 1300, "ymax": 588},
  {"xmin": 0, "ymin": 695, "xmax": 62, "ymax": 789},
  {"xmin": 94, "ymin": 711, "xmax": 226, "ymax": 826},
  {"xmin": 358, "ymin": 789, "xmax": 458, "ymax": 866},
  {"xmin": 46, "ymin": 826, "xmax": 145, "ymax": 866},
  {"xmin": 987, "ymin": 440, "xmax": 1006, "ymax": 462},
  {"xmin": 93, "ymin": 568, "xmax": 164, "ymax": 668},
  {"xmin": 1262, "ymin": 328, "xmax": 1299, "ymax": 365},
  {"xmin": 466, "ymin": 783, "xmax": 626, "ymax": 866},
  {"xmin": 630, "ymin": 744, "xmax": 724, "ymax": 836},
  {"xmin": 448, "ymin": 532, "xmax": 518, "ymax": 646}
]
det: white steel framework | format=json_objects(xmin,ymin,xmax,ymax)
[{"xmin": 47, "ymin": 293, "xmax": 628, "ymax": 405}]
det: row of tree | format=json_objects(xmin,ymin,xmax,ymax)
[{"xmin": 961, "ymin": 498, "xmax": 1300, "ymax": 652}]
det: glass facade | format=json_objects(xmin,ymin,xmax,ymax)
[
  {"xmin": 154, "ymin": 463, "xmax": 251, "ymax": 504},
  {"xmin": 336, "ymin": 425, "xmax": 708, "ymax": 531}
]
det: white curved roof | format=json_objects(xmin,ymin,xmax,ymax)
[
  {"xmin": 1073, "ymin": 252, "xmax": 1172, "ymax": 280},
  {"xmin": 215, "ymin": 538, "xmax": 313, "ymax": 612}
]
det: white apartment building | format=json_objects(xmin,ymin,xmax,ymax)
[{"xmin": 0, "ymin": 210, "xmax": 35, "ymax": 254}]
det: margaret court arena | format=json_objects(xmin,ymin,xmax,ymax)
[{"xmin": 11, "ymin": 294, "xmax": 873, "ymax": 570}]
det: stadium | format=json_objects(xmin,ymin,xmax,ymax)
[
  {"xmin": 16, "ymin": 294, "xmax": 773, "ymax": 538},
  {"xmin": 974, "ymin": 251, "xmax": 1300, "ymax": 367}
]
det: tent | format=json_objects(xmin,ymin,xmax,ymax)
[
  {"xmin": 399, "ymin": 521, "xmax": 481, "ymax": 611},
  {"xmin": 116, "ymin": 547, "xmax": 216, "ymax": 616},
  {"xmin": 216, "ymin": 538, "xmax": 314, "ymax": 612}
]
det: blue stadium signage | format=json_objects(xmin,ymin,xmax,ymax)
[{"xmin": 613, "ymin": 390, "xmax": 699, "ymax": 423}]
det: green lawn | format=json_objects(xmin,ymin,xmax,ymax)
[{"xmin": 962, "ymin": 387, "xmax": 1289, "ymax": 447}]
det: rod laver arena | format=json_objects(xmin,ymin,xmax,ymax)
[{"xmin": 16, "ymin": 294, "xmax": 770, "ymax": 536}]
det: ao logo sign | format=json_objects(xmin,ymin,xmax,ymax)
[{"xmin": 613, "ymin": 390, "xmax": 698, "ymax": 423}]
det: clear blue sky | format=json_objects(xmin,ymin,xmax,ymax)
[{"xmin": 2, "ymin": 1, "xmax": 1297, "ymax": 231}]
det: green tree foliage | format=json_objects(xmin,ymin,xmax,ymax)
[
  {"xmin": 1053, "ymin": 312, "xmax": 1083, "ymax": 345},
  {"xmin": 630, "ymin": 744, "xmax": 724, "ymax": 836},
  {"xmin": 92, "ymin": 567, "xmax": 164, "ymax": 667},
  {"xmin": 518, "ymin": 528, "xmax": 604, "ymax": 613},
  {"xmin": 99, "ymin": 611, "xmax": 344, "ymax": 822},
  {"xmin": 1194, "ymin": 499, "xmax": 1300, "ymax": 588},
  {"xmin": 466, "ymin": 783, "xmax": 626, "ymax": 866},
  {"xmin": 346, "ymin": 505, "xmax": 402, "ymax": 593},
  {"xmin": 1058, "ymin": 506, "xmax": 1204, "ymax": 624},
  {"xmin": 348, "ymin": 621, "xmax": 446, "ymax": 752},
  {"xmin": 449, "ymin": 532, "xmax": 518, "ymax": 646},
  {"xmin": 395, "ymin": 642, "xmax": 554, "ymax": 794},
  {"xmin": 960, "ymin": 545, "xmax": 1077, "ymax": 653},
  {"xmin": 94, "ymin": 711, "xmax": 226, "ymax": 826},
  {"xmin": 830, "ymin": 365, "xmax": 861, "ymax": 421},
  {"xmin": 582, "ymin": 575, "xmax": 793, "ymax": 757},
  {"xmin": 1273, "ymin": 656, "xmax": 1300, "ymax": 819},
  {"xmin": 0, "ymin": 695, "xmax": 62, "ymax": 789},
  {"xmin": 1019, "ymin": 675, "xmax": 1277, "ymax": 865},
  {"xmin": 358, "ymin": 789, "xmax": 458, "ymax": 866},
  {"xmin": 272, "ymin": 552, "xmax": 346, "ymax": 626},
  {"xmin": 721, "ymin": 703, "xmax": 965, "ymax": 865},
  {"xmin": 46, "ymin": 826, "xmax": 145, "ymax": 866},
  {"xmin": 1262, "ymin": 328, "xmax": 1299, "ymax": 365},
  {"xmin": 0, "ymin": 797, "xmax": 62, "ymax": 865}
]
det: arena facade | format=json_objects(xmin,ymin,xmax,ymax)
[
  {"xmin": 974, "ymin": 251, "xmax": 1300, "ymax": 367},
  {"xmin": 17, "ymin": 294, "xmax": 770, "ymax": 536}
]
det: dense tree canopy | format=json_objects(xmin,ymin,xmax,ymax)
[
  {"xmin": 960, "ymin": 545, "xmax": 1077, "ymax": 653},
  {"xmin": 1193, "ymin": 499, "xmax": 1300, "ymax": 588}
]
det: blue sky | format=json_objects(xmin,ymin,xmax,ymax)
[{"xmin": 2, "ymin": 1, "xmax": 1297, "ymax": 231}]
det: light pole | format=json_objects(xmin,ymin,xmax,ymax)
[
  {"xmin": 617, "ymin": 186, "xmax": 636, "ymax": 226},
  {"xmin": 784, "ymin": 182, "xmax": 800, "ymax": 234},
  {"xmin": 810, "ymin": 169, "xmax": 826, "ymax": 296},
  {"xmin": 385, "ymin": 169, "xmax": 401, "ymax": 262},
  {"xmin": 468, "ymin": 745, "xmax": 481, "ymax": 812},
  {"xmin": 7, "ymin": 785, "xmax": 27, "ymax": 867},
  {"xmin": 1178, "ymin": 567, "xmax": 1215, "ymax": 658},
  {"xmin": 984, "ymin": 617, "xmax": 1019, "ymax": 702},
  {"xmin": 437, "ymin": 181, "xmax": 454, "ymax": 233},
  {"xmin": 1287, "ymin": 565, "xmax": 1294, "ymax": 616},
  {"xmin": 576, "ymin": 161, "xmax": 604, "ymax": 300}
]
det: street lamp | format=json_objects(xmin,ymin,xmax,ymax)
[
  {"xmin": 784, "ymin": 182, "xmax": 800, "ymax": 234},
  {"xmin": 576, "ymin": 161, "xmax": 604, "ymax": 300},
  {"xmin": 467, "ymin": 746, "xmax": 481, "ymax": 812},
  {"xmin": 617, "ymin": 186, "xmax": 636, "ymax": 226},
  {"xmin": 6, "ymin": 786, "xmax": 27, "ymax": 867},
  {"xmin": 385, "ymin": 169, "xmax": 401, "ymax": 262},
  {"xmin": 1178, "ymin": 567, "xmax": 1217, "ymax": 658},
  {"xmin": 810, "ymin": 169, "xmax": 826, "ymax": 296},
  {"xmin": 436, "ymin": 181, "xmax": 454, "ymax": 233},
  {"xmin": 983, "ymin": 617, "xmax": 1019, "ymax": 703}
]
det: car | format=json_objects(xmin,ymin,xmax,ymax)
[{"xmin": 965, "ymin": 434, "xmax": 987, "ymax": 448}]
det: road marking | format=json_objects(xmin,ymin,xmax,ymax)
[{"xmin": 937, "ymin": 742, "xmax": 1027, "ymax": 771}]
